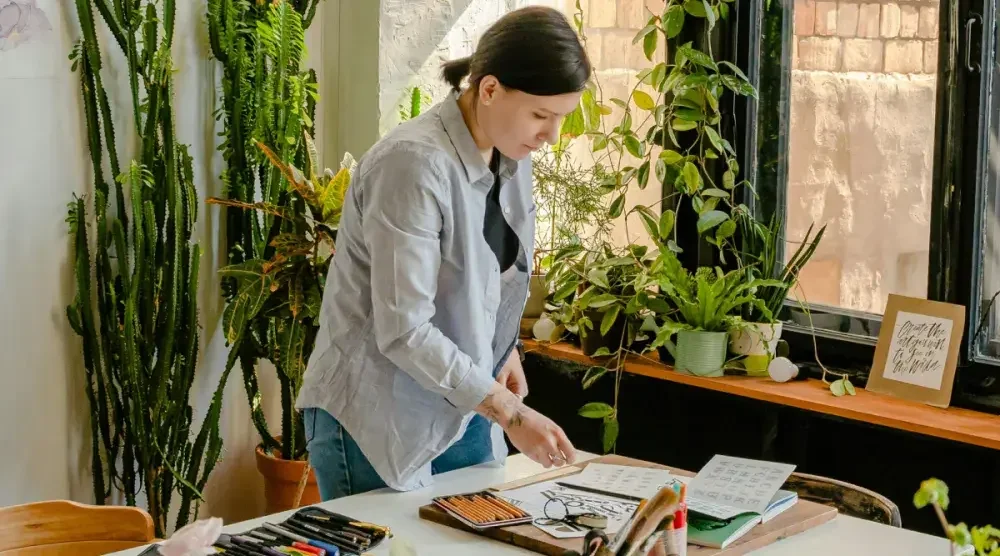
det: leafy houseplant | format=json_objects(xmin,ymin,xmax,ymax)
[
  {"xmin": 207, "ymin": 133, "xmax": 353, "ymax": 511},
  {"xmin": 649, "ymin": 249, "xmax": 780, "ymax": 376},
  {"xmin": 67, "ymin": 0, "xmax": 223, "ymax": 536},
  {"xmin": 914, "ymin": 478, "xmax": 1000, "ymax": 555},
  {"xmin": 208, "ymin": 0, "xmax": 333, "ymax": 511},
  {"xmin": 729, "ymin": 211, "xmax": 826, "ymax": 373}
]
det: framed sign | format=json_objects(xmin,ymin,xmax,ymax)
[{"xmin": 865, "ymin": 294, "xmax": 966, "ymax": 408}]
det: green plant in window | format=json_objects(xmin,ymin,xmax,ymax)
[{"xmin": 581, "ymin": 0, "xmax": 758, "ymax": 256}]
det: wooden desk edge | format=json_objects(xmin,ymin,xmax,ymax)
[{"xmin": 524, "ymin": 339, "xmax": 1000, "ymax": 451}]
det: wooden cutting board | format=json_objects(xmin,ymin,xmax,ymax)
[{"xmin": 418, "ymin": 455, "xmax": 838, "ymax": 556}]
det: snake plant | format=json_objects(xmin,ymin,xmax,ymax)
[
  {"xmin": 66, "ymin": 0, "xmax": 223, "ymax": 537},
  {"xmin": 208, "ymin": 0, "xmax": 323, "ymax": 461}
]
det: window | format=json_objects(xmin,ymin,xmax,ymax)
[{"xmin": 751, "ymin": 0, "xmax": 1000, "ymax": 402}]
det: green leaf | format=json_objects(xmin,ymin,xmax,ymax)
[
  {"xmin": 664, "ymin": 5, "xmax": 685, "ymax": 38},
  {"xmin": 643, "ymin": 29, "xmax": 658, "ymax": 61},
  {"xmin": 719, "ymin": 2, "xmax": 729, "ymax": 19},
  {"xmin": 716, "ymin": 219, "xmax": 737, "ymax": 241},
  {"xmin": 655, "ymin": 158, "xmax": 668, "ymax": 184},
  {"xmin": 601, "ymin": 305, "xmax": 621, "ymax": 336},
  {"xmin": 587, "ymin": 269, "xmax": 611, "ymax": 289},
  {"xmin": 672, "ymin": 118, "xmax": 698, "ymax": 132},
  {"xmin": 582, "ymin": 88, "xmax": 602, "ymax": 131},
  {"xmin": 633, "ymin": 24, "xmax": 658, "ymax": 43},
  {"xmin": 625, "ymin": 135, "xmax": 644, "ymax": 158},
  {"xmin": 683, "ymin": 0, "xmax": 707, "ymax": 16},
  {"xmin": 677, "ymin": 45, "xmax": 717, "ymax": 70},
  {"xmin": 610, "ymin": 98, "xmax": 629, "ymax": 109},
  {"xmin": 722, "ymin": 74, "xmax": 758, "ymax": 98},
  {"xmin": 723, "ymin": 170, "xmax": 736, "ymax": 189},
  {"xmin": 632, "ymin": 90, "xmax": 655, "ymax": 111},
  {"xmin": 668, "ymin": 240, "xmax": 684, "ymax": 253},
  {"xmin": 592, "ymin": 348, "xmax": 612, "ymax": 357},
  {"xmin": 704, "ymin": 126, "xmax": 726, "ymax": 154},
  {"xmin": 650, "ymin": 63, "xmax": 668, "ymax": 91},
  {"xmin": 675, "ymin": 107, "xmax": 704, "ymax": 122},
  {"xmin": 582, "ymin": 366, "xmax": 609, "ymax": 389},
  {"xmin": 682, "ymin": 161, "xmax": 701, "ymax": 194},
  {"xmin": 704, "ymin": 0, "xmax": 716, "ymax": 28},
  {"xmin": 637, "ymin": 161, "xmax": 651, "ymax": 189},
  {"xmin": 659, "ymin": 209, "xmax": 676, "ymax": 239},
  {"xmin": 561, "ymin": 104, "xmax": 586, "ymax": 138},
  {"xmin": 602, "ymin": 416, "xmax": 619, "ymax": 453},
  {"xmin": 660, "ymin": 150, "xmax": 684, "ymax": 165},
  {"xmin": 592, "ymin": 134, "xmax": 609, "ymax": 152},
  {"xmin": 830, "ymin": 379, "xmax": 847, "ymax": 397},
  {"xmin": 637, "ymin": 205, "xmax": 660, "ymax": 240},
  {"xmin": 696, "ymin": 210, "xmax": 729, "ymax": 234},
  {"xmin": 554, "ymin": 279, "xmax": 578, "ymax": 301},
  {"xmin": 704, "ymin": 149, "xmax": 719, "ymax": 159},
  {"xmin": 609, "ymin": 194, "xmax": 626, "ymax": 218},
  {"xmin": 914, "ymin": 479, "xmax": 950, "ymax": 510},
  {"xmin": 720, "ymin": 60, "xmax": 751, "ymax": 82},
  {"xmin": 588, "ymin": 294, "xmax": 618, "ymax": 309},
  {"xmin": 844, "ymin": 379, "xmax": 857, "ymax": 395},
  {"xmin": 579, "ymin": 402, "xmax": 615, "ymax": 419},
  {"xmin": 702, "ymin": 188, "xmax": 730, "ymax": 198}
]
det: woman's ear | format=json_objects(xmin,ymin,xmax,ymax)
[{"xmin": 479, "ymin": 75, "xmax": 500, "ymax": 106}]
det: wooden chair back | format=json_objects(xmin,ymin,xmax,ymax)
[
  {"xmin": 783, "ymin": 472, "xmax": 902, "ymax": 527},
  {"xmin": 0, "ymin": 500, "xmax": 155, "ymax": 555}
]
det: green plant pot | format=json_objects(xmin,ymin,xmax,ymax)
[
  {"xmin": 672, "ymin": 330, "xmax": 729, "ymax": 377},
  {"xmin": 729, "ymin": 322, "xmax": 783, "ymax": 376}
]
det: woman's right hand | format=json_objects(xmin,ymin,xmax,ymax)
[{"xmin": 475, "ymin": 383, "xmax": 576, "ymax": 468}]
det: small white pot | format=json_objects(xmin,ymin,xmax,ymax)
[{"xmin": 729, "ymin": 322, "xmax": 783, "ymax": 374}]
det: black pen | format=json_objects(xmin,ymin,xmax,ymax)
[{"xmin": 301, "ymin": 514, "xmax": 372, "ymax": 542}]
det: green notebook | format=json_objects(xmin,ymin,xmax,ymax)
[{"xmin": 686, "ymin": 488, "xmax": 799, "ymax": 549}]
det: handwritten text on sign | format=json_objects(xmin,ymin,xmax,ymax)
[{"xmin": 885, "ymin": 311, "xmax": 953, "ymax": 390}]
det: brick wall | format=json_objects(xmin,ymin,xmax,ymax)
[{"xmin": 794, "ymin": 0, "xmax": 938, "ymax": 73}]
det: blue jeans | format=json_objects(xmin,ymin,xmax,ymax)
[{"xmin": 303, "ymin": 407, "xmax": 496, "ymax": 500}]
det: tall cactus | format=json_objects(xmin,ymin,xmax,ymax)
[
  {"xmin": 208, "ymin": 0, "xmax": 323, "ymax": 462},
  {"xmin": 67, "ymin": 0, "xmax": 224, "ymax": 537}
]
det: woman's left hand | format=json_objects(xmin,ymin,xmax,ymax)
[{"xmin": 497, "ymin": 351, "xmax": 529, "ymax": 399}]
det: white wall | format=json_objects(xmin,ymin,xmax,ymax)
[{"xmin": 0, "ymin": 0, "xmax": 330, "ymax": 528}]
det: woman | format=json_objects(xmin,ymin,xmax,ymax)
[{"xmin": 295, "ymin": 6, "xmax": 593, "ymax": 500}]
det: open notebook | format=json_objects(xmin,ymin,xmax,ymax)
[{"xmin": 676, "ymin": 455, "xmax": 799, "ymax": 549}]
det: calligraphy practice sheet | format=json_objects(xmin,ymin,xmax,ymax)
[
  {"xmin": 557, "ymin": 464, "xmax": 673, "ymax": 500},
  {"xmin": 884, "ymin": 311, "xmax": 952, "ymax": 390}
]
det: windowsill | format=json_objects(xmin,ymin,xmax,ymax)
[{"xmin": 524, "ymin": 339, "xmax": 1000, "ymax": 451}]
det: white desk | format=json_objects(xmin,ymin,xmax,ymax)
[{"xmin": 112, "ymin": 454, "xmax": 948, "ymax": 556}]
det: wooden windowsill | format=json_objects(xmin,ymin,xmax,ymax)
[{"xmin": 524, "ymin": 339, "xmax": 1000, "ymax": 451}]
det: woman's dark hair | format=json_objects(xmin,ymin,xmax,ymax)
[{"xmin": 440, "ymin": 6, "xmax": 592, "ymax": 96}]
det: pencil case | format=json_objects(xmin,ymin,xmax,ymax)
[{"xmin": 432, "ymin": 490, "xmax": 534, "ymax": 530}]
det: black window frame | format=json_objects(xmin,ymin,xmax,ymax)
[{"xmin": 683, "ymin": 0, "xmax": 1000, "ymax": 413}]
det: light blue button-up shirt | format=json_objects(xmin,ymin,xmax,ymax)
[{"xmin": 295, "ymin": 92, "xmax": 535, "ymax": 490}]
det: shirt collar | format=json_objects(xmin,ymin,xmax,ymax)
[{"xmin": 440, "ymin": 91, "xmax": 519, "ymax": 183}]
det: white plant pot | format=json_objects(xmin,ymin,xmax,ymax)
[{"xmin": 729, "ymin": 322, "xmax": 783, "ymax": 374}]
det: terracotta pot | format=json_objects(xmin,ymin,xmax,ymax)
[{"xmin": 255, "ymin": 441, "xmax": 321, "ymax": 514}]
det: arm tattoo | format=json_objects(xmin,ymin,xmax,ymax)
[{"xmin": 480, "ymin": 391, "xmax": 525, "ymax": 429}]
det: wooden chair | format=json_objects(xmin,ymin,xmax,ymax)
[
  {"xmin": 783, "ymin": 472, "xmax": 902, "ymax": 528},
  {"xmin": 0, "ymin": 500, "xmax": 155, "ymax": 555}
]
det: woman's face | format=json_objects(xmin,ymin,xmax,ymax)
[{"xmin": 477, "ymin": 77, "xmax": 583, "ymax": 160}]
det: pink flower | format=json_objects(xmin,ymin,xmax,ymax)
[{"xmin": 157, "ymin": 517, "xmax": 224, "ymax": 556}]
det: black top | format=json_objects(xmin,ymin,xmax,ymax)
[{"xmin": 483, "ymin": 149, "xmax": 519, "ymax": 273}]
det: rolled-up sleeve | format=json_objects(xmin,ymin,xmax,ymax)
[{"xmin": 360, "ymin": 147, "xmax": 495, "ymax": 413}]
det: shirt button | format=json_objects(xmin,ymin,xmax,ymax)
[{"xmin": 503, "ymin": 206, "xmax": 511, "ymax": 215}]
